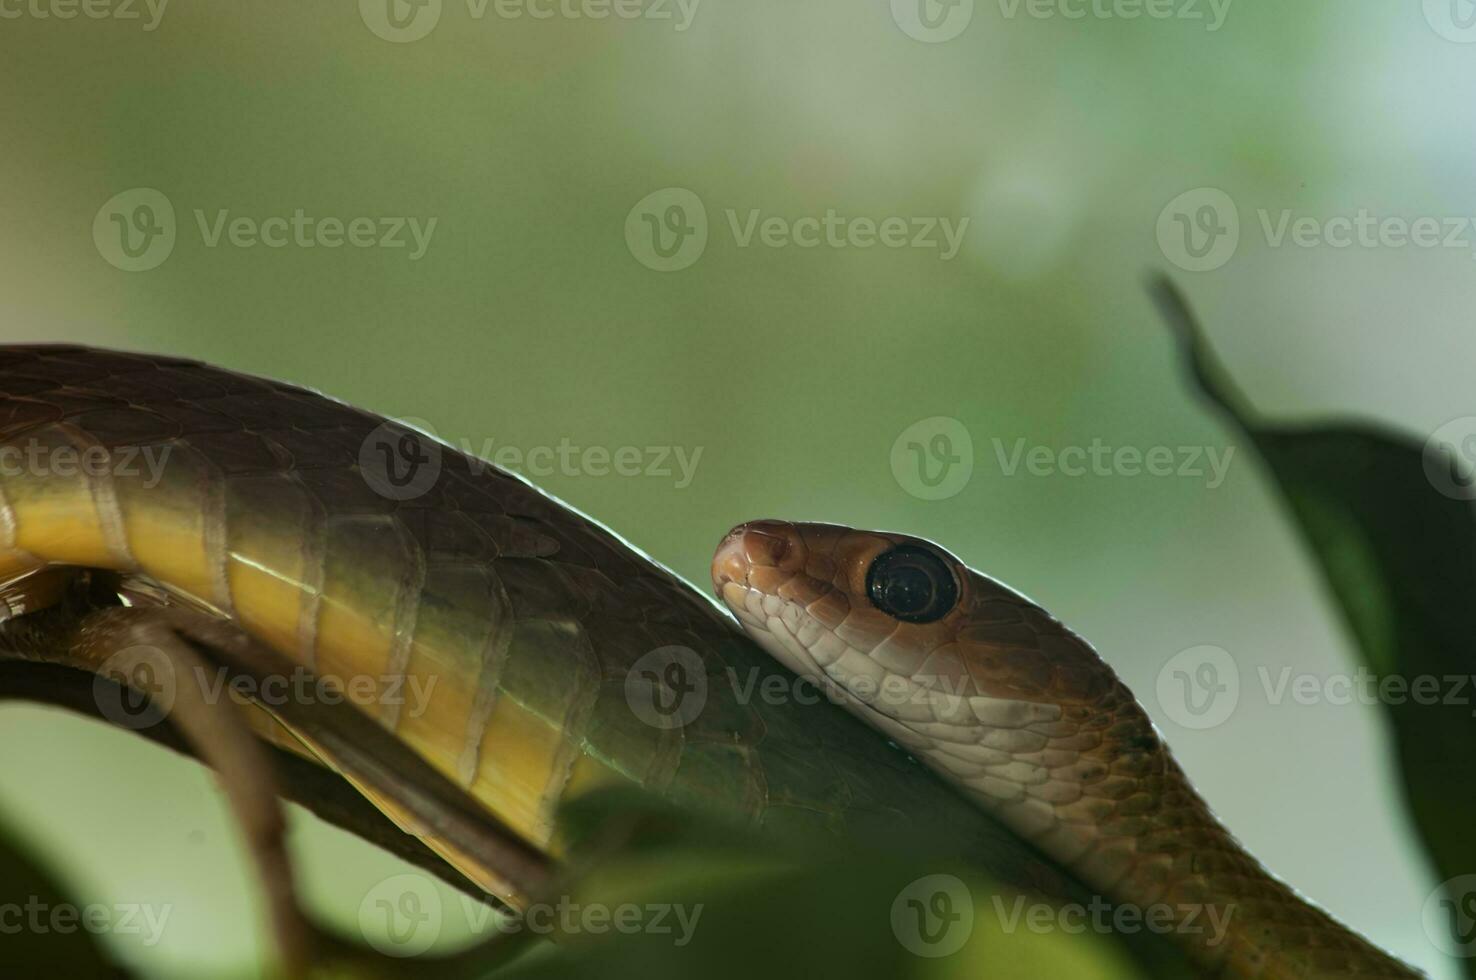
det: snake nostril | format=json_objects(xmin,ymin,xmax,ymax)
[
  {"xmin": 712, "ymin": 521, "xmax": 796, "ymax": 593},
  {"xmin": 741, "ymin": 525, "xmax": 790, "ymax": 567}
]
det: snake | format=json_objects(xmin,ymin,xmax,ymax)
[{"xmin": 0, "ymin": 344, "xmax": 1419, "ymax": 978}]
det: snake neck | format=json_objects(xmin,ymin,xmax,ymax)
[
  {"xmin": 731, "ymin": 596, "xmax": 1419, "ymax": 976},
  {"xmin": 971, "ymin": 673, "xmax": 1420, "ymax": 979}
]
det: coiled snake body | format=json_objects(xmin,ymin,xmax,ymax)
[{"xmin": 0, "ymin": 345, "xmax": 1418, "ymax": 977}]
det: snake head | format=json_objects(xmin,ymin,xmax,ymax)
[
  {"xmin": 712, "ymin": 521, "xmax": 971, "ymax": 694},
  {"xmin": 711, "ymin": 520, "xmax": 1136, "ymax": 846},
  {"xmin": 712, "ymin": 520, "xmax": 1113, "ymax": 712}
]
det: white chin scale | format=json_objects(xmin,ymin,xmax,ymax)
[
  {"xmin": 722, "ymin": 581, "xmax": 928, "ymax": 748},
  {"xmin": 720, "ymin": 581, "xmax": 1086, "ymax": 859}
]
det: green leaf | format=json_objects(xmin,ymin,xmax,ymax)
[{"xmin": 490, "ymin": 787, "xmax": 1174, "ymax": 980}]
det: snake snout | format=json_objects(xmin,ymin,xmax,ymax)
[{"xmin": 711, "ymin": 520, "xmax": 799, "ymax": 594}]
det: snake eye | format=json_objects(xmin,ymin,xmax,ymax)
[{"xmin": 866, "ymin": 546, "xmax": 959, "ymax": 624}]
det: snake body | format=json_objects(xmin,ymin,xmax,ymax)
[
  {"xmin": 0, "ymin": 345, "xmax": 1060, "ymax": 902},
  {"xmin": 0, "ymin": 345, "xmax": 1417, "ymax": 976}
]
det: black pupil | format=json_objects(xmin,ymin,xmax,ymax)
[
  {"xmin": 882, "ymin": 566, "xmax": 933, "ymax": 614},
  {"xmin": 866, "ymin": 547, "xmax": 958, "ymax": 624}
]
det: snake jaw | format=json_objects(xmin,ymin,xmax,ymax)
[
  {"xmin": 712, "ymin": 523, "xmax": 1088, "ymax": 846},
  {"xmin": 713, "ymin": 520, "xmax": 1012, "ymax": 742},
  {"xmin": 712, "ymin": 524, "xmax": 1159, "ymax": 889}
]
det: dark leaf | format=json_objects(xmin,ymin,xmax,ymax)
[{"xmin": 1153, "ymin": 277, "xmax": 1476, "ymax": 970}]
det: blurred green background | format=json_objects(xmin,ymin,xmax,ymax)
[{"xmin": 0, "ymin": 1, "xmax": 1468, "ymax": 976}]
